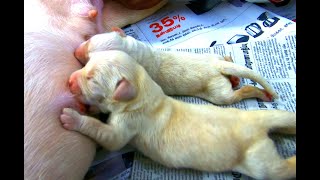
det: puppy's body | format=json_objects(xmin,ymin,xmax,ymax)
[
  {"xmin": 75, "ymin": 31, "xmax": 278, "ymax": 105},
  {"xmin": 61, "ymin": 50, "xmax": 296, "ymax": 180}
]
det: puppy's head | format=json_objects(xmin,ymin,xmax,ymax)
[
  {"xmin": 75, "ymin": 28, "xmax": 126, "ymax": 64},
  {"xmin": 69, "ymin": 50, "xmax": 139, "ymax": 113}
]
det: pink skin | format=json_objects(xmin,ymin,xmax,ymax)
[
  {"xmin": 25, "ymin": 0, "xmax": 168, "ymax": 179},
  {"xmin": 24, "ymin": 34, "xmax": 96, "ymax": 179},
  {"xmin": 263, "ymin": 90, "xmax": 273, "ymax": 102},
  {"xmin": 116, "ymin": 0, "xmax": 165, "ymax": 10},
  {"xmin": 69, "ymin": 70, "xmax": 83, "ymax": 95},
  {"xmin": 61, "ymin": 108, "xmax": 83, "ymax": 131},
  {"xmin": 68, "ymin": 70, "xmax": 89, "ymax": 113}
]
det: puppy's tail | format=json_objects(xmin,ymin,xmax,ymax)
[
  {"xmin": 247, "ymin": 110, "xmax": 296, "ymax": 134},
  {"xmin": 215, "ymin": 60, "xmax": 279, "ymax": 99}
]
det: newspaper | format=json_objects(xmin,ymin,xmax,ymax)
[
  {"xmin": 85, "ymin": 0, "xmax": 296, "ymax": 179},
  {"xmin": 85, "ymin": 145, "xmax": 136, "ymax": 180},
  {"xmin": 122, "ymin": 0, "xmax": 295, "ymax": 48}
]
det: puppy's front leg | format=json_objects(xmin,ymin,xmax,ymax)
[{"xmin": 60, "ymin": 108, "xmax": 132, "ymax": 151}]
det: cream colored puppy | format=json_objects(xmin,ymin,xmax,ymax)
[
  {"xmin": 74, "ymin": 29, "xmax": 278, "ymax": 105},
  {"xmin": 61, "ymin": 50, "xmax": 296, "ymax": 180}
]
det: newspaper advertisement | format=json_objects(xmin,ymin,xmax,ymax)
[
  {"xmin": 85, "ymin": 0, "xmax": 296, "ymax": 179},
  {"xmin": 122, "ymin": 0, "xmax": 296, "ymax": 48}
]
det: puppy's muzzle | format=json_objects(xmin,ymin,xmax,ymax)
[
  {"xmin": 74, "ymin": 41, "xmax": 89, "ymax": 65},
  {"xmin": 69, "ymin": 70, "xmax": 82, "ymax": 95}
]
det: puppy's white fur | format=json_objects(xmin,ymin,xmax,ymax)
[
  {"xmin": 61, "ymin": 50, "xmax": 296, "ymax": 180},
  {"xmin": 78, "ymin": 31, "xmax": 278, "ymax": 105}
]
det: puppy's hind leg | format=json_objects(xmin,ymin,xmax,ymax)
[
  {"xmin": 234, "ymin": 138, "xmax": 296, "ymax": 180},
  {"xmin": 249, "ymin": 109, "xmax": 296, "ymax": 135},
  {"xmin": 233, "ymin": 85, "xmax": 274, "ymax": 102},
  {"xmin": 201, "ymin": 82, "xmax": 273, "ymax": 105}
]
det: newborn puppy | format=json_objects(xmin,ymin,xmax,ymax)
[
  {"xmin": 61, "ymin": 50, "xmax": 296, "ymax": 180},
  {"xmin": 74, "ymin": 29, "xmax": 278, "ymax": 105}
]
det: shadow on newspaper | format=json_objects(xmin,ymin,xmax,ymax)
[{"xmin": 85, "ymin": 150, "xmax": 135, "ymax": 180}]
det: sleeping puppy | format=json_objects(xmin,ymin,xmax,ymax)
[
  {"xmin": 61, "ymin": 50, "xmax": 296, "ymax": 180},
  {"xmin": 74, "ymin": 29, "xmax": 278, "ymax": 105}
]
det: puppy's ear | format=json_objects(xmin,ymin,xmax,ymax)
[
  {"xmin": 113, "ymin": 78, "xmax": 136, "ymax": 102},
  {"xmin": 111, "ymin": 27, "xmax": 126, "ymax": 37}
]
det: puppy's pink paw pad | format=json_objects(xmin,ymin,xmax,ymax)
[
  {"xmin": 262, "ymin": 90, "xmax": 273, "ymax": 102},
  {"xmin": 60, "ymin": 114, "xmax": 78, "ymax": 130},
  {"xmin": 60, "ymin": 108, "xmax": 82, "ymax": 131}
]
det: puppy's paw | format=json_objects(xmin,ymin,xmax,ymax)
[
  {"xmin": 261, "ymin": 90, "xmax": 274, "ymax": 101},
  {"xmin": 60, "ymin": 108, "xmax": 83, "ymax": 131}
]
